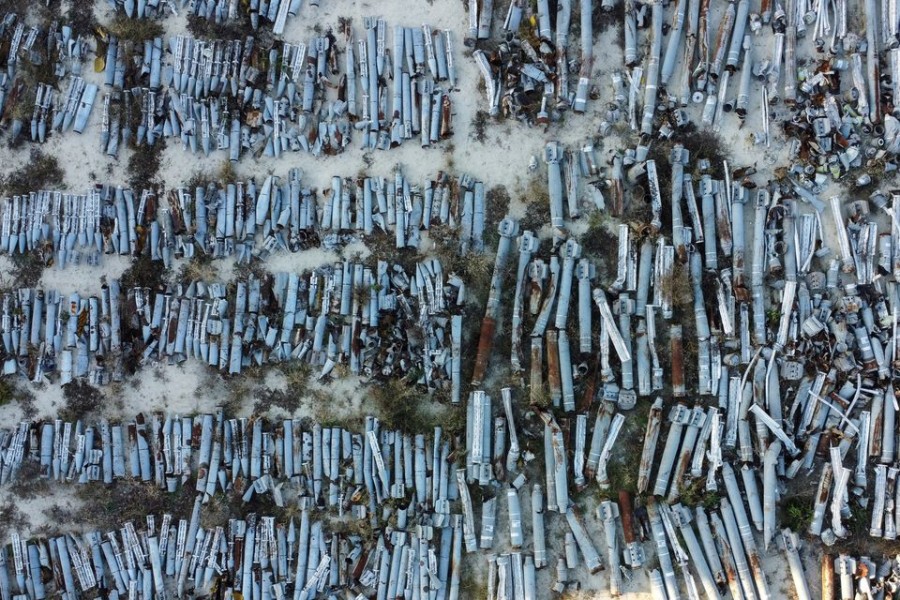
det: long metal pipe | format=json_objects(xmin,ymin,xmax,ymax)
[
  {"xmin": 640, "ymin": 3, "xmax": 664, "ymax": 136},
  {"xmin": 574, "ymin": 0, "xmax": 593, "ymax": 112},
  {"xmin": 661, "ymin": 0, "xmax": 687, "ymax": 87},
  {"xmin": 647, "ymin": 498, "xmax": 678, "ymax": 599},
  {"xmin": 726, "ymin": 0, "xmax": 749, "ymax": 71},
  {"xmin": 471, "ymin": 219, "xmax": 518, "ymax": 386},
  {"xmin": 511, "ymin": 232, "xmax": 538, "ymax": 373}
]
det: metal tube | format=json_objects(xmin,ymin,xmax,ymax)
[
  {"xmin": 661, "ymin": 0, "xmax": 687, "ymax": 87},
  {"xmin": 638, "ymin": 397, "xmax": 665, "ymax": 493},
  {"xmin": 565, "ymin": 509, "xmax": 602, "ymax": 573},
  {"xmin": 653, "ymin": 404, "xmax": 690, "ymax": 497},
  {"xmin": 472, "ymin": 219, "xmax": 518, "ymax": 386},
  {"xmin": 640, "ymin": 3, "xmax": 663, "ymax": 135},
  {"xmin": 574, "ymin": 0, "xmax": 593, "ymax": 112},
  {"xmin": 598, "ymin": 501, "xmax": 622, "ymax": 596},
  {"xmin": 675, "ymin": 506, "xmax": 722, "ymax": 600},
  {"xmin": 781, "ymin": 530, "xmax": 812, "ymax": 600},
  {"xmin": 511, "ymin": 232, "xmax": 539, "ymax": 372},
  {"xmin": 647, "ymin": 499, "xmax": 678, "ymax": 599},
  {"xmin": 625, "ymin": 0, "xmax": 638, "ymax": 66},
  {"xmin": 532, "ymin": 485, "xmax": 547, "ymax": 568},
  {"xmin": 763, "ymin": 442, "xmax": 782, "ymax": 550},
  {"xmin": 726, "ymin": 0, "xmax": 749, "ymax": 71}
]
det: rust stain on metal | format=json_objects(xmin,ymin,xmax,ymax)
[
  {"xmin": 530, "ymin": 338, "xmax": 543, "ymax": 406},
  {"xmin": 670, "ymin": 450, "xmax": 692, "ymax": 501},
  {"xmin": 233, "ymin": 536, "xmax": 244, "ymax": 571},
  {"xmin": 579, "ymin": 361, "xmax": 597, "ymax": 413},
  {"xmin": 817, "ymin": 467, "xmax": 833, "ymax": 504},
  {"xmin": 528, "ymin": 280, "xmax": 543, "ymax": 314},
  {"xmin": 716, "ymin": 529, "xmax": 740, "ymax": 596},
  {"xmin": 611, "ymin": 179, "xmax": 624, "ymax": 217},
  {"xmin": 471, "ymin": 316, "xmax": 496, "ymax": 386},
  {"xmin": 546, "ymin": 330, "xmax": 561, "ymax": 401},
  {"xmin": 815, "ymin": 429, "xmax": 835, "ymax": 459},
  {"xmin": 670, "ymin": 330, "xmax": 685, "ymax": 397},
  {"xmin": 637, "ymin": 404, "xmax": 663, "ymax": 493},
  {"xmin": 717, "ymin": 215, "xmax": 733, "ymax": 246},
  {"xmin": 871, "ymin": 408, "xmax": 883, "ymax": 459},
  {"xmin": 441, "ymin": 96, "xmax": 453, "ymax": 138},
  {"xmin": 821, "ymin": 553, "xmax": 835, "ymax": 600},
  {"xmin": 618, "ymin": 491, "xmax": 636, "ymax": 544},
  {"xmin": 723, "ymin": 558, "xmax": 739, "ymax": 592},
  {"xmin": 747, "ymin": 551, "xmax": 763, "ymax": 582},
  {"xmin": 352, "ymin": 549, "xmax": 369, "ymax": 580},
  {"xmin": 192, "ymin": 419, "xmax": 202, "ymax": 448}
]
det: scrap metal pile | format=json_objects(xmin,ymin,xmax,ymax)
[
  {"xmin": 1, "ymin": 11, "xmax": 457, "ymax": 155},
  {"xmin": 113, "ymin": 0, "xmax": 323, "ymax": 37},
  {"xmin": 0, "ymin": 411, "xmax": 457, "ymax": 509},
  {"xmin": 5, "ymin": 157, "xmax": 900, "ymax": 594},
  {"xmin": 6, "ymin": 0, "xmax": 900, "ymax": 595},
  {"xmin": 0, "ymin": 15, "xmax": 97, "ymax": 143},
  {"xmin": 112, "ymin": 0, "xmax": 171, "ymax": 21},
  {"xmin": 449, "ymin": 152, "xmax": 900, "ymax": 597},
  {"xmin": 0, "ymin": 412, "xmax": 471, "ymax": 600},
  {"xmin": 98, "ymin": 18, "xmax": 456, "ymax": 158},
  {"xmin": 186, "ymin": 0, "xmax": 328, "ymax": 35},
  {"xmin": 471, "ymin": 0, "xmax": 599, "ymax": 120},
  {"xmin": 0, "ymin": 394, "xmax": 893, "ymax": 600},
  {"xmin": 0, "ymin": 263, "xmax": 465, "ymax": 389},
  {"xmin": 470, "ymin": 0, "xmax": 900, "ymax": 193},
  {"xmin": 0, "ymin": 166, "xmax": 486, "ymax": 267}
]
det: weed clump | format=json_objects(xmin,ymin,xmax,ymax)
[
  {"xmin": 370, "ymin": 379, "xmax": 455, "ymax": 434},
  {"xmin": 178, "ymin": 253, "xmax": 218, "ymax": 283},
  {"xmin": 67, "ymin": 0, "xmax": 99, "ymax": 37},
  {"xmin": 430, "ymin": 223, "xmax": 494, "ymax": 298},
  {"xmin": 483, "ymin": 185, "xmax": 512, "ymax": 248},
  {"xmin": 679, "ymin": 478, "xmax": 722, "ymax": 509},
  {"xmin": 10, "ymin": 252, "xmax": 47, "ymax": 288},
  {"xmin": 471, "ymin": 110, "xmax": 489, "ymax": 143},
  {"xmin": 60, "ymin": 380, "xmax": 103, "ymax": 422},
  {"xmin": 127, "ymin": 140, "xmax": 166, "ymax": 194},
  {"xmin": 9, "ymin": 461, "xmax": 50, "ymax": 500},
  {"xmin": 580, "ymin": 211, "xmax": 619, "ymax": 266},
  {"xmin": 186, "ymin": 13, "xmax": 251, "ymax": 40},
  {"xmin": 0, "ymin": 502, "xmax": 28, "ymax": 541},
  {"xmin": 1, "ymin": 149, "xmax": 64, "ymax": 196},
  {"xmin": 108, "ymin": 16, "xmax": 165, "ymax": 43},
  {"xmin": 219, "ymin": 160, "xmax": 239, "ymax": 185},
  {"xmin": 255, "ymin": 363, "xmax": 313, "ymax": 415},
  {"xmin": 75, "ymin": 481, "xmax": 196, "ymax": 530},
  {"xmin": 370, "ymin": 379, "xmax": 424, "ymax": 432},
  {"xmin": 519, "ymin": 178, "xmax": 551, "ymax": 233},
  {"xmin": 659, "ymin": 260, "xmax": 693, "ymax": 306},
  {"xmin": 0, "ymin": 379, "xmax": 15, "ymax": 406},
  {"xmin": 120, "ymin": 254, "xmax": 167, "ymax": 290},
  {"xmin": 780, "ymin": 495, "xmax": 814, "ymax": 532}
]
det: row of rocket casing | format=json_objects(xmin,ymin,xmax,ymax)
[
  {"xmin": 99, "ymin": 20, "xmax": 456, "ymax": 157},
  {"xmin": 0, "ymin": 262, "xmax": 465, "ymax": 389},
  {"xmin": 470, "ymin": 0, "xmax": 598, "ymax": 117},
  {"xmin": 0, "ymin": 499, "xmax": 469, "ymax": 600},
  {"xmin": 0, "ymin": 413, "xmax": 464, "ymax": 524},
  {"xmin": 0, "ymin": 412, "xmax": 478, "ymax": 600},
  {"xmin": 2, "ymin": 17, "xmax": 96, "ymax": 140},
  {"xmin": 0, "ymin": 168, "xmax": 488, "ymax": 268},
  {"xmin": 109, "ymin": 0, "xmax": 311, "ymax": 37}
]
